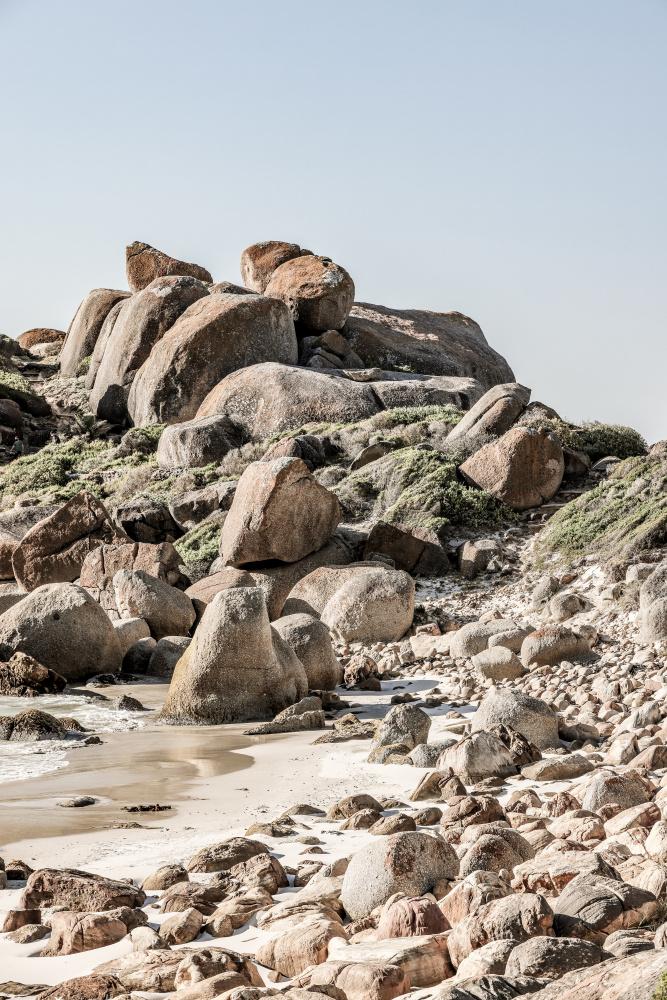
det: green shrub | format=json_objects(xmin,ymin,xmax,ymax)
[
  {"xmin": 516, "ymin": 414, "xmax": 647, "ymax": 462},
  {"xmin": 0, "ymin": 451, "xmax": 70, "ymax": 494},
  {"xmin": 652, "ymin": 971, "xmax": 667, "ymax": 1000},
  {"xmin": 76, "ymin": 354, "xmax": 92, "ymax": 376},
  {"xmin": 335, "ymin": 446, "xmax": 515, "ymax": 535},
  {"xmin": 175, "ymin": 520, "xmax": 222, "ymax": 565},
  {"xmin": 538, "ymin": 453, "xmax": 667, "ymax": 565}
]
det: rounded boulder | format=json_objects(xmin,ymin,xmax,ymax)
[
  {"xmin": 341, "ymin": 832, "xmax": 459, "ymax": 920},
  {"xmin": 264, "ymin": 255, "xmax": 355, "ymax": 332},
  {"xmin": 271, "ymin": 613, "xmax": 342, "ymax": 691},
  {"xmin": 0, "ymin": 583, "xmax": 122, "ymax": 681}
]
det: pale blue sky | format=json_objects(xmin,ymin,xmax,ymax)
[{"xmin": 1, "ymin": 0, "xmax": 665, "ymax": 439}]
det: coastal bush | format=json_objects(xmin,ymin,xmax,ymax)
[
  {"xmin": 538, "ymin": 453, "xmax": 667, "ymax": 566},
  {"xmin": 175, "ymin": 520, "xmax": 222, "ymax": 565},
  {"xmin": 335, "ymin": 445, "xmax": 515, "ymax": 536},
  {"xmin": 516, "ymin": 413, "xmax": 647, "ymax": 462}
]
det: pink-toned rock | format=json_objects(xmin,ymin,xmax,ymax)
[
  {"xmin": 220, "ymin": 457, "xmax": 341, "ymax": 567},
  {"xmin": 125, "ymin": 241, "xmax": 212, "ymax": 292},
  {"xmin": 240, "ymin": 241, "xmax": 303, "ymax": 292},
  {"xmin": 128, "ymin": 294, "xmax": 297, "ymax": 426},
  {"xmin": 460, "ymin": 426, "xmax": 564, "ymax": 511},
  {"xmin": 264, "ymin": 255, "xmax": 355, "ymax": 332},
  {"xmin": 79, "ymin": 541, "xmax": 183, "ymax": 613},
  {"xmin": 12, "ymin": 491, "xmax": 127, "ymax": 592},
  {"xmin": 60, "ymin": 289, "xmax": 131, "ymax": 376}
]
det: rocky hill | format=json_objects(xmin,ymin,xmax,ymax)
[{"xmin": 0, "ymin": 240, "xmax": 665, "ymax": 1000}]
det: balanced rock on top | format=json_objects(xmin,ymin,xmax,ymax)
[
  {"xmin": 125, "ymin": 241, "xmax": 213, "ymax": 292},
  {"xmin": 240, "ymin": 241, "xmax": 305, "ymax": 293},
  {"xmin": 220, "ymin": 457, "xmax": 342, "ymax": 567},
  {"xmin": 264, "ymin": 254, "xmax": 355, "ymax": 332}
]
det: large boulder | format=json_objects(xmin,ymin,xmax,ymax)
[
  {"xmin": 125, "ymin": 241, "xmax": 212, "ymax": 292},
  {"xmin": 264, "ymin": 255, "xmax": 355, "ymax": 332},
  {"xmin": 12, "ymin": 491, "xmax": 126, "ymax": 591},
  {"xmin": 343, "ymin": 302, "xmax": 515, "ymax": 391},
  {"xmin": 196, "ymin": 362, "xmax": 382, "ymax": 439},
  {"xmin": 0, "ymin": 651, "xmax": 66, "ymax": 696},
  {"xmin": 460, "ymin": 426, "xmax": 564, "ymax": 511},
  {"xmin": 128, "ymin": 294, "xmax": 298, "ymax": 426},
  {"xmin": 90, "ymin": 275, "xmax": 209, "ymax": 422},
  {"xmin": 504, "ymin": 936, "xmax": 604, "ymax": 980},
  {"xmin": 363, "ymin": 521, "xmax": 450, "ymax": 576},
  {"xmin": 371, "ymin": 704, "xmax": 431, "ymax": 751},
  {"xmin": 240, "ymin": 241, "xmax": 303, "ymax": 293},
  {"xmin": 0, "ymin": 583, "xmax": 122, "ymax": 681},
  {"xmin": 113, "ymin": 570, "xmax": 195, "ymax": 640},
  {"xmin": 449, "ymin": 619, "xmax": 532, "ymax": 658},
  {"xmin": 447, "ymin": 383, "xmax": 531, "ymax": 445},
  {"xmin": 272, "ymin": 613, "xmax": 342, "ymax": 691},
  {"xmin": 60, "ymin": 288, "xmax": 131, "ymax": 376},
  {"xmin": 0, "ymin": 505, "xmax": 60, "ymax": 579},
  {"xmin": 21, "ymin": 868, "xmax": 146, "ymax": 911},
  {"xmin": 471, "ymin": 688, "xmax": 561, "ymax": 750},
  {"xmin": 447, "ymin": 892, "xmax": 554, "ymax": 969},
  {"xmin": 246, "ymin": 530, "xmax": 360, "ymax": 620},
  {"xmin": 79, "ymin": 541, "xmax": 183, "ymax": 613},
  {"xmin": 169, "ymin": 483, "xmax": 237, "ymax": 531},
  {"xmin": 341, "ymin": 832, "xmax": 459, "ymax": 920},
  {"xmin": 157, "ymin": 416, "xmax": 239, "ymax": 469},
  {"xmin": 86, "ymin": 298, "xmax": 130, "ymax": 390},
  {"xmin": 220, "ymin": 457, "xmax": 341, "ymax": 567},
  {"xmin": 159, "ymin": 587, "xmax": 307, "ymax": 724},
  {"xmin": 552, "ymin": 874, "xmax": 660, "ymax": 939},
  {"xmin": 287, "ymin": 563, "xmax": 414, "ymax": 643},
  {"xmin": 112, "ymin": 499, "xmax": 179, "ymax": 545}
]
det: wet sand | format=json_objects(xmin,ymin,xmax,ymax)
[{"xmin": 0, "ymin": 724, "xmax": 257, "ymax": 843}]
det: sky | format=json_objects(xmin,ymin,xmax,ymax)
[{"xmin": 0, "ymin": 0, "xmax": 665, "ymax": 440}]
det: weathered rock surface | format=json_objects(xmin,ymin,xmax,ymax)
[
  {"xmin": 460, "ymin": 426, "xmax": 564, "ymax": 511},
  {"xmin": 341, "ymin": 832, "xmax": 459, "ymax": 920},
  {"xmin": 125, "ymin": 241, "xmax": 212, "ymax": 292},
  {"xmin": 197, "ymin": 362, "xmax": 382, "ymax": 439},
  {"xmin": 91, "ymin": 275, "xmax": 210, "ymax": 422},
  {"xmin": 240, "ymin": 241, "xmax": 304, "ymax": 293},
  {"xmin": 448, "ymin": 383, "xmax": 531, "ymax": 445},
  {"xmin": 0, "ymin": 583, "xmax": 122, "ymax": 681},
  {"xmin": 272, "ymin": 613, "xmax": 342, "ymax": 690},
  {"xmin": 113, "ymin": 569, "xmax": 195, "ymax": 640},
  {"xmin": 21, "ymin": 868, "xmax": 146, "ymax": 911},
  {"xmin": 159, "ymin": 587, "xmax": 307, "ymax": 724},
  {"xmin": 363, "ymin": 522, "xmax": 451, "ymax": 576},
  {"xmin": 471, "ymin": 688, "xmax": 561, "ymax": 750},
  {"xmin": 128, "ymin": 294, "xmax": 298, "ymax": 426},
  {"xmin": 12, "ymin": 491, "xmax": 126, "ymax": 592},
  {"xmin": 157, "ymin": 416, "xmax": 240, "ymax": 469},
  {"xmin": 264, "ymin": 255, "xmax": 355, "ymax": 332},
  {"xmin": 343, "ymin": 302, "xmax": 514, "ymax": 390},
  {"xmin": 60, "ymin": 288, "xmax": 131, "ymax": 377},
  {"xmin": 220, "ymin": 458, "xmax": 341, "ymax": 567}
]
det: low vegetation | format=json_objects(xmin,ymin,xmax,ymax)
[{"xmin": 538, "ymin": 451, "xmax": 667, "ymax": 570}]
